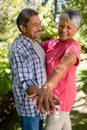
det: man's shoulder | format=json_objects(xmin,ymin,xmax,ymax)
[
  {"xmin": 11, "ymin": 35, "xmax": 32, "ymax": 52},
  {"xmin": 11, "ymin": 37, "xmax": 22, "ymax": 52}
]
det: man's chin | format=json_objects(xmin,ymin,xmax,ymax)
[{"xmin": 36, "ymin": 35, "xmax": 41, "ymax": 39}]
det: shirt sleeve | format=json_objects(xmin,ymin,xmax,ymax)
[
  {"xmin": 65, "ymin": 41, "xmax": 81, "ymax": 66},
  {"xmin": 10, "ymin": 50, "xmax": 38, "ymax": 91}
]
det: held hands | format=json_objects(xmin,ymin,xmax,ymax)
[{"xmin": 28, "ymin": 84, "xmax": 60, "ymax": 115}]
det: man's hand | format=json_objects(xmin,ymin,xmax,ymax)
[{"xmin": 26, "ymin": 85, "xmax": 39, "ymax": 97}]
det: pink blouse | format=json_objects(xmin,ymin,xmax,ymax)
[{"xmin": 42, "ymin": 38, "xmax": 81, "ymax": 112}]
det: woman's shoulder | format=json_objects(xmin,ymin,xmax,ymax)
[
  {"xmin": 42, "ymin": 38, "xmax": 58, "ymax": 46},
  {"xmin": 66, "ymin": 39, "xmax": 81, "ymax": 48}
]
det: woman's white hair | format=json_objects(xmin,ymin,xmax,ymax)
[{"xmin": 59, "ymin": 9, "xmax": 82, "ymax": 28}]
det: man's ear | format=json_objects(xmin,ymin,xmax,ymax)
[{"xmin": 19, "ymin": 25, "xmax": 26, "ymax": 33}]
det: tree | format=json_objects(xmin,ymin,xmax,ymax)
[
  {"xmin": 66, "ymin": 0, "xmax": 87, "ymax": 53},
  {"xmin": 0, "ymin": 0, "xmax": 26, "ymax": 104}
]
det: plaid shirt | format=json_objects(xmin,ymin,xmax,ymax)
[{"xmin": 9, "ymin": 34, "xmax": 45, "ymax": 119}]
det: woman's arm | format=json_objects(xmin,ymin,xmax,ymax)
[
  {"xmin": 36, "ymin": 52, "xmax": 77, "ymax": 114},
  {"xmin": 45, "ymin": 52, "xmax": 77, "ymax": 89}
]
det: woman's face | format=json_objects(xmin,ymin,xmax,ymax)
[{"xmin": 58, "ymin": 18, "xmax": 78, "ymax": 42}]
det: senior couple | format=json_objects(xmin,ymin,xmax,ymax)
[{"xmin": 9, "ymin": 8, "xmax": 82, "ymax": 130}]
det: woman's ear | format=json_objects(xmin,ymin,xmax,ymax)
[
  {"xmin": 19, "ymin": 25, "xmax": 26, "ymax": 33},
  {"xmin": 76, "ymin": 27, "xmax": 80, "ymax": 32}
]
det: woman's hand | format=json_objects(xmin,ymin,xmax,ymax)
[{"xmin": 32, "ymin": 86, "xmax": 60, "ymax": 115}]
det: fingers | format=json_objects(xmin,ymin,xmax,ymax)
[
  {"xmin": 28, "ymin": 93, "xmax": 37, "ymax": 98},
  {"xmin": 47, "ymin": 98, "xmax": 57, "ymax": 114},
  {"xmin": 49, "ymin": 98, "xmax": 55, "ymax": 110},
  {"xmin": 50, "ymin": 109, "xmax": 56, "ymax": 114},
  {"xmin": 44, "ymin": 96, "xmax": 50, "ymax": 114},
  {"xmin": 32, "ymin": 96, "xmax": 38, "ymax": 105},
  {"xmin": 37, "ymin": 96, "xmax": 44, "ymax": 113},
  {"xmin": 28, "ymin": 87, "xmax": 61, "ymax": 115},
  {"xmin": 53, "ymin": 96, "xmax": 61, "ymax": 105},
  {"xmin": 43, "ymin": 95, "xmax": 61, "ymax": 114},
  {"xmin": 43, "ymin": 96, "xmax": 57, "ymax": 115},
  {"xmin": 40, "ymin": 106, "xmax": 48, "ymax": 115}
]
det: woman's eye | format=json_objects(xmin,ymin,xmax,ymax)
[{"xmin": 67, "ymin": 27, "xmax": 72, "ymax": 29}]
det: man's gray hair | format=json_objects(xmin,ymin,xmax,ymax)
[
  {"xmin": 16, "ymin": 8, "xmax": 38, "ymax": 31},
  {"xmin": 59, "ymin": 9, "xmax": 82, "ymax": 28}
]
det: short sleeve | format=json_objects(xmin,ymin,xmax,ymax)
[{"xmin": 65, "ymin": 41, "xmax": 81, "ymax": 65}]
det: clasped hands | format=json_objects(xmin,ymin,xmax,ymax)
[{"xmin": 27, "ymin": 84, "xmax": 60, "ymax": 115}]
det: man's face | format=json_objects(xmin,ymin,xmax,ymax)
[
  {"xmin": 21, "ymin": 15, "xmax": 42, "ymax": 42},
  {"xmin": 58, "ymin": 19, "xmax": 78, "ymax": 42}
]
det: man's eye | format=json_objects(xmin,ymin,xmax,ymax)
[{"xmin": 32, "ymin": 23, "xmax": 37, "ymax": 26}]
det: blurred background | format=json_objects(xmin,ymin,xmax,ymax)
[{"xmin": 0, "ymin": 0, "xmax": 87, "ymax": 129}]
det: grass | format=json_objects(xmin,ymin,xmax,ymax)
[{"xmin": 71, "ymin": 110, "xmax": 87, "ymax": 130}]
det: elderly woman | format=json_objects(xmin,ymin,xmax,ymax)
[{"xmin": 42, "ymin": 9, "xmax": 82, "ymax": 130}]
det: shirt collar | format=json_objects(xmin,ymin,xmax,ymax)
[
  {"xmin": 19, "ymin": 34, "xmax": 33, "ymax": 48},
  {"xmin": 19, "ymin": 34, "xmax": 41, "ymax": 48}
]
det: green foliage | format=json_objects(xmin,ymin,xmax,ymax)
[
  {"xmin": 53, "ymin": 0, "xmax": 87, "ymax": 53},
  {"xmin": 0, "ymin": 0, "xmax": 26, "ymax": 104},
  {"xmin": 77, "ymin": 69, "xmax": 87, "ymax": 94},
  {"xmin": 68, "ymin": 0, "xmax": 87, "ymax": 53},
  {"xmin": 39, "ymin": 4, "xmax": 58, "ymax": 41},
  {"xmin": 0, "ymin": 42, "xmax": 12, "ymax": 104}
]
